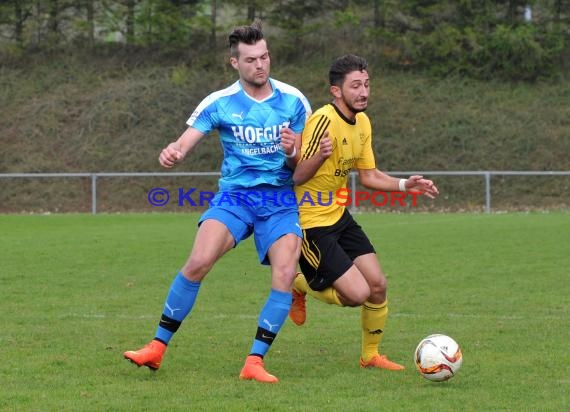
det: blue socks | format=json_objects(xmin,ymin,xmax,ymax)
[
  {"xmin": 155, "ymin": 272, "xmax": 201, "ymax": 344},
  {"xmin": 154, "ymin": 275, "xmax": 291, "ymax": 358},
  {"xmin": 250, "ymin": 289, "xmax": 292, "ymax": 357}
]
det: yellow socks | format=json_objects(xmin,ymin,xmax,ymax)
[
  {"xmin": 294, "ymin": 273, "xmax": 390, "ymax": 362},
  {"xmin": 293, "ymin": 273, "xmax": 343, "ymax": 306},
  {"xmin": 361, "ymin": 300, "xmax": 388, "ymax": 362}
]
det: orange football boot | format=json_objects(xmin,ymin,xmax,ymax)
[
  {"xmin": 124, "ymin": 340, "xmax": 166, "ymax": 371},
  {"xmin": 239, "ymin": 355, "xmax": 279, "ymax": 383},
  {"xmin": 360, "ymin": 354, "xmax": 405, "ymax": 371}
]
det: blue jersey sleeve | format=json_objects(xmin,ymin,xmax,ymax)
[
  {"xmin": 290, "ymin": 98, "xmax": 311, "ymax": 134},
  {"xmin": 187, "ymin": 93, "xmax": 219, "ymax": 134}
]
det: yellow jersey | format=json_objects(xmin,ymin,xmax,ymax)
[{"xmin": 295, "ymin": 103, "xmax": 376, "ymax": 228}]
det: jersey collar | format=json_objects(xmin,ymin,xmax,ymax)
[{"xmin": 331, "ymin": 103, "xmax": 356, "ymax": 125}]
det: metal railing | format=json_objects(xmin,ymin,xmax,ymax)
[{"xmin": 1, "ymin": 171, "xmax": 569, "ymax": 214}]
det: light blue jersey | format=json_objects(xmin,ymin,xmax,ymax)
[{"xmin": 187, "ymin": 79, "xmax": 311, "ymax": 191}]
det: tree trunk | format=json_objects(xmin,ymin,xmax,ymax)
[
  {"xmin": 14, "ymin": 0, "xmax": 24, "ymax": 43},
  {"xmin": 373, "ymin": 0, "xmax": 383, "ymax": 28},
  {"xmin": 125, "ymin": 0, "xmax": 135, "ymax": 44},
  {"xmin": 86, "ymin": 0, "xmax": 95, "ymax": 45},
  {"xmin": 48, "ymin": 0, "xmax": 59, "ymax": 42},
  {"xmin": 247, "ymin": 4, "xmax": 255, "ymax": 21},
  {"xmin": 554, "ymin": 0, "xmax": 562, "ymax": 23},
  {"xmin": 210, "ymin": 0, "xmax": 217, "ymax": 48}
]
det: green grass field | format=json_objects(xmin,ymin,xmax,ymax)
[{"xmin": 1, "ymin": 213, "xmax": 568, "ymax": 411}]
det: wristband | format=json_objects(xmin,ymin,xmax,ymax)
[
  {"xmin": 399, "ymin": 178, "xmax": 407, "ymax": 192},
  {"xmin": 285, "ymin": 146, "xmax": 297, "ymax": 159}
]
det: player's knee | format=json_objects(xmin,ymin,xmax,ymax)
[
  {"xmin": 271, "ymin": 265, "xmax": 297, "ymax": 287},
  {"xmin": 369, "ymin": 277, "xmax": 387, "ymax": 297},
  {"xmin": 182, "ymin": 254, "xmax": 215, "ymax": 280},
  {"xmin": 339, "ymin": 287, "xmax": 370, "ymax": 307}
]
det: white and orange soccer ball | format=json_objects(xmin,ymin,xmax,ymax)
[{"xmin": 414, "ymin": 334, "xmax": 463, "ymax": 382}]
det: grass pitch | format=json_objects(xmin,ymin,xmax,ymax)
[{"xmin": 1, "ymin": 212, "xmax": 568, "ymax": 411}]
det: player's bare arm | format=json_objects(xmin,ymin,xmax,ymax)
[
  {"xmin": 293, "ymin": 132, "xmax": 333, "ymax": 185},
  {"xmin": 280, "ymin": 127, "xmax": 301, "ymax": 168},
  {"xmin": 358, "ymin": 169, "xmax": 439, "ymax": 198},
  {"xmin": 159, "ymin": 127, "xmax": 205, "ymax": 168}
]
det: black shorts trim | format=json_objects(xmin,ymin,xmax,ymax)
[{"xmin": 299, "ymin": 209, "xmax": 375, "ymax": 291}]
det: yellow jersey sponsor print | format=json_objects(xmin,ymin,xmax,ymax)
[{"xmin": 295, "ymin": 104, "xmax": 376, "ymax": 228}]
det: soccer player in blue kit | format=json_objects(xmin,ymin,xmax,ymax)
[{"xmin": 123, "ymin": 20, "xmax": 311, "ymax": 383}]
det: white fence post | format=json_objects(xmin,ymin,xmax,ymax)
[
  {"xmin": 485, "ymin": 172, "xmax": 491, "ymax": 213},
  {"xmin": 91, "ymin": 174, "xmax": 97, "ymax": 215}
]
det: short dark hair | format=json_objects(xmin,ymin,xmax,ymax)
[
  {"xmin": 329, "ymin": 54, "xmax": 368, "ymax": 86},
  {"xmin": 229, "ymin": 19, "xmax": 264, "ymax": 57}
]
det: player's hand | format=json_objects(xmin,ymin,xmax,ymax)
[
  {"xmin": 319, "ymin": 131, "xmax": 333, "ymax": 161},
  {"xmin": 280, "ymin": 127, "xmax": 297, "ymax": 157},
  {"xmin": 159, "ymin": 142, "xmax": 184, "ymax": 168},
  {"xmin": 404, "ymin": 175, "xmax": 439, "ymax": 199}
]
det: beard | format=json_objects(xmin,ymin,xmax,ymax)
[
  {"xmin": 344, "ymin": 97, "xmax": 368, "ymax": 114},
  {"xmin": 243, "ymin": 71, "xmax": 269, "ymax": 88}
]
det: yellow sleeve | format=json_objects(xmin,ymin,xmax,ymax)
[{"xmin": 300, "ymin": 113, "xmax": 331, "ymax": 161}]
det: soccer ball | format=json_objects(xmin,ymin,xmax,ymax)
[{"xmin": 414, "ymin": 334, "xmax": 463, "ymax": 382}]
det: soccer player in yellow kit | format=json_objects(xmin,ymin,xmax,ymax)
[{"xmin": 291, "ymin": 54, "xmax": 439, "ymax": 370}]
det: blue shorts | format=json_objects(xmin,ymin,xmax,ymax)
[{"xmin": 198, "ymin": 185, "xmax": 302, "ymax": 265}]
